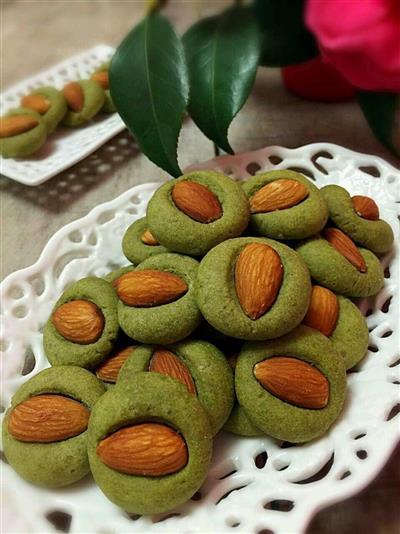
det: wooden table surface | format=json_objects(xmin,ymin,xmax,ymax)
[{"xmin": 1, "ymin": 1, "xmax": 399, "ymax": 533}]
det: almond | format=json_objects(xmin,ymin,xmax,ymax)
[
  {"xmin": 91, "ymin": 71, "xmax": 109, "ymax": 89},
  {"xmin": 303, "ymin": 285, "xmax": 339, "ymax": 337},
  {"xmin": 97, "ymin": 422, "xmax": 188, "ymax": 476},
  {"xmin": 149, "ymin": 349, "xmax": 196, "ymax": 395},
  {"xmin": 323, "ymin": 227, "xmax": 367, "ymax": 273},
  {"xmin": 0, "ymin": 115, "xmax": 39, "ymax": 138},
  {"xmin": 96, "ymin": 346, "xmax": 135, "ymax": 383},
  {"xmin": 52, "ymin": 299, "xmax": 105, "ymax": 344},
  {"xmin": 171, "ymin": 181, "xmax": 222, "ymax": 223},
  {"xmin": 254, "ymin": 357, "xmax": 329, "ymax": 409},
  {"xmin": 227, "ymin": 353, "xmax": 238, "ymax": 370},
  {"xmin": 63, "ymin": 82, "xmax": 84, "ymax": 112},
  {"xmin": 8, "ymin": 394, "xmax": 90, "ymax": 442},
  {"xmin": 352, "ymin": 195, "xmax": 379, "ymax": 221},
  {"xmin": 116, "ymin": 270, "xmax": 188, "ymax": 307},
  {"xmin": 250, "ymin": 179, "xmax": 309, "ymax": 214},
  {"xmin": 141, "ymin": 229, "xmax": 159, "ymax": 246},
  {"xmin": 235, "ymin": 243, "xmax": 283, "ymax": 320},
  {"xmin": 21, "ymin": 94, "xmax": 51, "ymax": 115}
]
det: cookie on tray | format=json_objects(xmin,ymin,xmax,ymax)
[
  {"xmin": 321, "ymin": 185, "xmax": 394, "ymax": 255},
  {"xmin": 117, "ymin": 339, "xmax": 234, "ymax": 435},
  {"xmin": 0, "ymin": 107, "xmax": 47, "ymax": 157},
  {"xmin": 235, "ymin": 325, "xmax": 347, "ymax": 443},
  {"xmin": 2, "ymin": 366, "xmax": 105, "ymax": 487},
  {"xmin": 43, "ymin": 277, "xmax": 119, "ymax": 368},
  {"xmin": 195, "ymin": 237, "xmax": 311, "ymax": 340},
  {"xmin": 122, "ymin": 217, "xmax": 169, "ymax": 265},
  {"xmin": 296, "ymin": 229, "xmax": 384, "ymax": 297},
  {"xmin": 242, "ymin": 170, "xmax": 328, "ymax": 240},
  {"xmin": 146, "ymin": 171, "xmax": 250, "ymax": 256},
  {"xmin": 91, "ymin": 61, "xmax": 116, "ymax": 113},
  {"xmin": 21, "ymin": 87, "xmax": 67, "ymax": 133},
  {"xmin": 303, "ymin": 285, "xmax": 369, "ymax": 369},
  {"xmin": 115, "ymin": 253, "xmax": 202, "ymax": 344},
  {"xmin": 88, "ymin": 372, "xmax": 212, "ymax": 515},
  {"xmin": 62, "ymin": 80, "xmax": 105, "ymax": 127}
]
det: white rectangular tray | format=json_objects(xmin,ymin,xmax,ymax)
[{"xmin": 0, "ymin": 44, "xmax": 125, "ymax": 186}]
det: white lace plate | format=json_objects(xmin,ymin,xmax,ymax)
[
  {"xmin": 0, "ymin": 45, "xmax": 125, "ymax": 186},
  {"xmin": 1, "ymin": 143, "xmax": 399, "ymax": 534}
]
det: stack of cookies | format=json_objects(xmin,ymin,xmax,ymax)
[{"xmin": 3, "ymin": 170, "xmax": 393, "ymax": 515}]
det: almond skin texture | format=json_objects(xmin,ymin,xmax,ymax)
[
  {"xmin": 91, "ymin": 71, "xmax": 109, "ymax": 89},
  {"xmin": 96, "ymin": 423, "xmax": 188, "ymax": 476},
  {"xmin": 141, "ymin": 229, "xmax": 159, "ymax": 246},
  {"xmin": 235, "ymin": 243, "xmax": 283, "ymax": 320},
  {"xmin": 116, "ymin": 270, "xmax": 188, "ymax": 307},
  {"xmin": 63, "ymin": 82, "xmax": 84, "ymax": 112},
  {"xmin": 250, "ymin": 179, "xmax": 309, "ymax": 214},
  {"xmin": 172, "ymin": 181, "xmax": 222, "ymax": 223},
  {"xmin": 149, "ymin": 349, "xmax": 196, "ymax": 395},
  {"xmin": 323, "ymin": 227, "xmax": 367, "ymax": 273},
  {"xmin": 303, "ymin": 285, "xmax": 339, "ymax": 337},
  {"xmin": 254, "ymin": 357, "xmax": 329, "ymax": 409},
  {"xmin": 21, "ymin": 94, "xmax": 51, "ymax": 115},
  {"xmin": 352, "ymin": 195, "xmax": 380, "ymax": 221},
  {"xmin": 8, "ymin": 394, "xmax": 90, "ymax": 443},
  {"xmin": 52, "ymin": 299, "xmax": 105, "ymax": 344},
  {"xmin": 96, "ymin": 347, "xmax": 135, "ymax": 383},
  {"xmin": 0, "ymin": 115, "xmax": 39, "ymax": 138}
]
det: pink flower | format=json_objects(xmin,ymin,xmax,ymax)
[{"xmin": 306, "ymin": 0, "xmax": 400, "ymax": 92}]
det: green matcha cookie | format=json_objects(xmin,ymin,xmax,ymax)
[
  {"xmin": 43, "ymin": 277, "xmax": 119, "ymax": 368},
  {"xmin": 91, "ymin": 62, "xmax": 116, "ymax": 113},
  {"xmin": 103, "ymin": 265, "xmax": 135, "ymax": 285},
  {"xmin": 122, "ymin": 218, "xmax": 169, "ymax": 264},
  {"xmin": 62, "ymin": 80, "xmax": 105, "ymax": 127},
  {"xmin": 0, "ymin": 107, "xmax": 47, "ymax": 157},
  {"xmin": 88, "ymin": 372, "xmax": 212, "ymax": 515},
  {"xmin": 242, "ymin": 170, "xmax": 328, "ymax": 240},
  {"xmin": 22, "ymin": 87, "xmax": 67, "ymax": 133},
  {"xmin": 147, "ymin": 171, "xmax": 250, "ymax": 256},
  {"xmin": 296, "ymin": 234, "xmax": 384, "ymax": 297},
  {"xmin": 117, "ymin": 340, "xmax": 234, "ymax": 435},
  {"xmin": 196, "ymin": 237, "xmax": 311, "ymax": 340},
  {"xmin": 117, "ymin": 253, "xmax": 202, "ymax": 344},
  {"xmin": 2, "ymin": 366, "xmax": 105, "ymax": 488},
  {"xmin": 95, "ymin": 345, "xmax": 137, "ymax": 387},
  {"xmin": 236, "ymin": 325, "xmax": 347, "ymax": 442},
  {"xmin": 321, "ymin": 185, "xmax": 394, "ymax": 254},
  {"xmin": 303, "ymin": 285, "xmax": 369, "ymax": 370}
]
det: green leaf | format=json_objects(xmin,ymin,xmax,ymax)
[
  {"xmin": 183, "ymin": 6, "xmax": 262, "ymax": 154},
  {"xmin": 110, "ymin": 13, "xmax": 188, "ymax": 177},
  {"xmin": 357, "ymin": 91, "xmax": 399, "ymax": 157},
  {"xmin": 253, "ymin": 0, "xmax": 318, "ymax": 67}
]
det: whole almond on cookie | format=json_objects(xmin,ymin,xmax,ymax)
[
  {"xmin": 303, "ymin": 285, "xmax": 339, "ymax": 337},
  {"xmin": 116, "ymin": 270, "xmax": 188, "ymax": 307},
  {"xmin": 97, "ymin": 422, "xmax": 188, "ymax": 476},
  {"xmin": 21, "ymin": 94, "xmax": 51, "ymax": 115},
  {"xmin": 235, "ymin": 243, "xmax": 283, "ymax": 320},
  {"xmin": 172, "ymin": 181, "xmax": 222, "ymax": 223},
  {"xmin": 8, "ymin": 394, "xmax": 90, "ymax": 442},
  {"xmin": 91, "ymin": 71, "xmax": 109, "ymax": 89},
  {"xmin": 52, "ymin": 300, "xmax": 105, "ymax": 344},
  {"xmin": 250, "ymin": 179, "xmax": 309, "ymax": 214},
  {"xmin": 149, "ymin": 349, "xmax": 196, "ymax": 395},
  {"xmin": 0, "ymin": 116, "xmax": 39, "ymax": 138},
  {"xmin": 96, "ymin": 346, "xmax": 136, "ymax": 383},
  {"xmin": 63, "ymin": 82, "xmax": 84, "ymax": 112},
  {"xmin": 323, "ymin": 228, "xmax": 367, "ymax": 273},
  {"xmin": 254, "ymin": 357, "xmax": 329, "ymax": 409},
  {"xmin": 141, "ymin": 229, "xmax": 159, "ymax": 246},
  {"xmin": 352, "ymin": 195, "xmax": 379, "ymax": 221}
]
